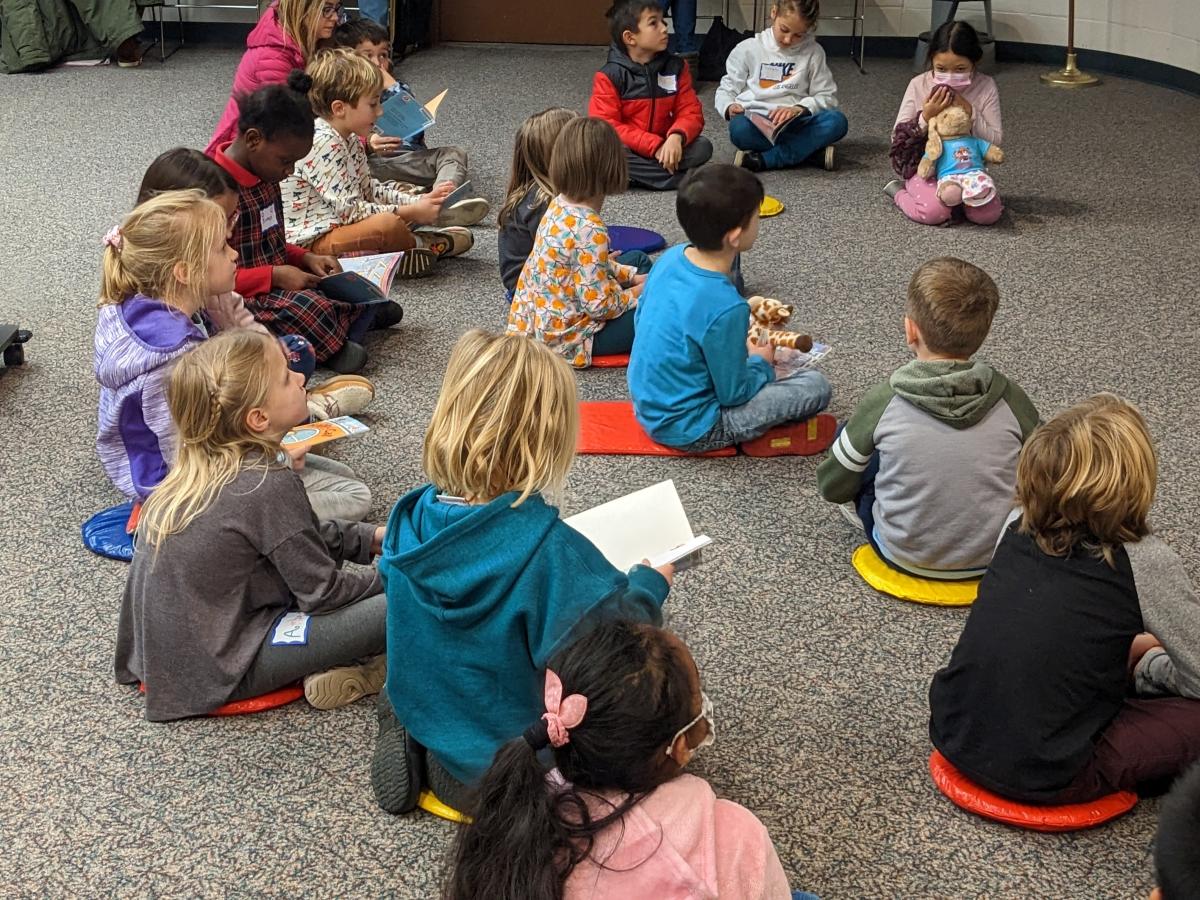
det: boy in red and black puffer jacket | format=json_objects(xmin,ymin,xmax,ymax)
[{"xmin": 589, "ymin": 0, "xmax": 712, "ymax": 191}]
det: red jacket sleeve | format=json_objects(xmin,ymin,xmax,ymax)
[
  {"xmin": 589, "ymin": 71, "xmax": 662, "ymax": 158},
  {"xmin": 235, "ymin": 266, "xmax": 273, "ymax": 298},
  {"xmin": 668, "ymin": 63, "xmax": 705, "ymax": 144},
  {"xmin": 284, "ymin": 243, "xmax": 309, "ymax": 266}
]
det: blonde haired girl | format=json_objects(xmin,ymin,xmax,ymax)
[
  {"xmin": 497, "ymin": 107, "xmax": 578, "ymax": 296},
  {"xmin": 930, "ymin": 394, "xmax": 1200, "ymax": 805},
  {"xmin": 116, "ymin": 329, "xmax": 388, "ymax": 722},
  {"xmin": 371, "ymin": 330, "xmax": 674, "ymax": 814}
]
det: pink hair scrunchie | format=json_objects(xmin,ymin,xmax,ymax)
[
  {"xmin": 103, "ymin": 225, "xmax": 123, "ymax": 251},
  {"xmin": 541, "ymin": 669, "xmax": 588, "ymax": 748}
]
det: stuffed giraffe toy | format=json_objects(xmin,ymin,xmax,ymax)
[{"xmin": 747, "ymin": 296, "xmax": 813, "ymax": 352}]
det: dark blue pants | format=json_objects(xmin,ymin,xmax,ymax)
[
  {"xmin": 729, "ymin": 108, "xmax": 849, "ymax": 170},
  {"xmin": 281, "ymin": 334, "xmax": 316, "ymax": 383}
]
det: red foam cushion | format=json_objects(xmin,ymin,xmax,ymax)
[
  {"xmin": 591, "ymin": 353, "xmax": 630, "ymax": 368},
  {"xmin": 929, "ymin": 750, "xmax": 1137, "ymax": 832},
  {"xmin": 138, "ymin": 682, "xmax": 304, "ymax": 717},
  {"xmin": 577, "ymin": 401, "xmax": 736, "ymax": 457}
]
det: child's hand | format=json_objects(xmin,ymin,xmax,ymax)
[
  {"xmin": 642, "ymin": 558, "xmax": 676, "ymax": 587},
  {"xmin": 922, "ymin": 86, "xmax": 954, "ymax": 122},
  {"xmin": 726, "ymin": 103, "xmax": 745, "ymax": 119},
  {"xmin": 399, "ymin": 182, "xmax": 453, "ymax": 224},
  {"xmin": 747, "ymin": 336, "xmax": 775, "ymax": 364},
  {"xmin": 283, "ymin": 443, "xmax": 307, "ymax": 471},
  {"xmin": 369, "ymin": 133, "xmax": 405, "ymax": 156},
  {"xmin": 272, "ymin": 265, "xmax": 320, "ymax": 291},
  {"xmin": 302, "ymin": 252, "xmax": 341, "ymax": 277},
  {"xmin": 372, "ymin": 525, "xmax": 386, "ymax": 556},
  {"xmin": 768, "ymin": 106, "xmax": 802, "ymax": 125},
  {"xmin": 655, "ymin": 133, "xmax": 684, "ymax": 173}
]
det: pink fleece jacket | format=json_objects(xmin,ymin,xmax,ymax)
[
  {"xmin": 562, "ymin": 773, "xmax": 792, "ymax": 900},
  {"xmin": 894, "ymin": 70, "xmax": 1003, "ymax": 146},
  {"xmin": 206, "ymin": 3, "xmax": 306, "ymax": 156}
]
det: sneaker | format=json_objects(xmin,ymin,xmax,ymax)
[
  {"xmin": 306, "ymin": 373, "xmax": 375, "ymax": 421},
  {"xmin": 734, "ymin": 149, "xmax": 765, "ymax": 173},
  {"xmin": 324, "ymin": 340, "xmax": 368, "ymax": 375},
  {"xmin": 838, "ymin": 502, "xmax": 864, "ymax": 531},
  {"xmin": 823, "ymin": 145, "xmax": 836, "ymax": 171},
  {"xmin": 396, "ymin": 248, "xmax": 436, "ymax": 279},
  {"xmin": 115, "ymin": 35, "xmax": 143, "ymax": 67},
  {"xmin": 415, "ymin": 226, "xmax": 473, "ymax": 259},
  {"xmin": 372, "ymin": 692, "xmax": 424, "ymax": 814},
  {"xmin": 370, "ymin": 300, "xmax": 404, "ymax": 330},
  {"xmin": 304, "ymin": 653, "xmax": 387, "ymax": 710},
  {"xmin": 739, "ymin": 413, "xmax": 838, "ymax": 458},
  {"xmin": 436, "ymin": 196, "xmax": 490, "ymax": 228},
  {"xmin": 884, "ymin": 178, "xmax": 905, "ymax": 199}
]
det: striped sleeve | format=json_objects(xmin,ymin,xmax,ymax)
[{"xmin": 816, "ymin": 381, "xmax": 895, "ymax": 504}]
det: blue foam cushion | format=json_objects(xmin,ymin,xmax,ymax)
[
  {"xmin": 609, "ymin": 226, "xmax": 666, "ymax": 255},
  {"xmin": 82, "ymin": 501, "xmax": 136, "ymax": 562}
]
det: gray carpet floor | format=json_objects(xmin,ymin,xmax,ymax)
[{"xmin": 1, "ymin": 41, "xmax": 1199, "ymax": 899}]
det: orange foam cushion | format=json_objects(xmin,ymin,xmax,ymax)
[
  {"xmin": 577, "ymin": 401, "xmax": 736, "ymax": 457},
  {"xmin": 591, "ymin": 353, "xmax": 630, "ymax": 368},
  {"xmin": 139, "ymin": 682, "xmax": 304, "ymax": 717},
  {"xmin": 929, "ymin": 750, "xmax": 1137, "ymax": 832}
]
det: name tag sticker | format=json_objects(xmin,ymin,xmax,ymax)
[
  {"xmin": 657, "ymin": 73, "xmax": 677, "ymax": 92},
  {"xmin": 759, "ymin": 62, "xmax": 787, "ymax": 84},
  {"xmin": 260, "ymin": 204, "xmax": 279, "ymax": 233},
  {"xmin": 271, "ymin": 611, "xmax": 311, "ymax": 646}
]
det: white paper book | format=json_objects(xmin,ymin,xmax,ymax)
[{"xmin": 564, "ymin": 480, "xmax": 711, "ymax": 573}]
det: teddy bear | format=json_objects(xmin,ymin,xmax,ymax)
[
  {"xmin": 747, "ymin": 296, "xmax": 812, "ymax": 352},
  {"xmin": 916, "ymin": 105, "xmax": 1004, "ymax": 209}
]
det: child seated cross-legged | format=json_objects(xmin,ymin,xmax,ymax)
[
  {"xmin": 115, "ymin": 329, "xmax": 388, "ymax": 721},
  {"xmin": 370, "ymin": 330, "xmax": 674, "ymax": 814},
  {"xmin": 332, "ymin": 17, "xmax": 490, "ymax": 228},
  {"xmin": 589, "ymin": 0, "xmax": 713, "ymax": 191},
  {"xmin": 929, "ymin": 395, "xmax": 1200, "ymax": 804},
  {"xmin": 95, "ymin": 190, "xmax": 371, "ymax": 523},
  {"xmin": 817, "ymin": 257, "xmax": 1038, "ymax": 578},
  {"xmin": 282, "ymin": 49, "xmax": 472, "ymax": 265},
  {"xmin": 628, "ymin": 164, "xmax": 832, "ymax": 456},
  {"xmin": 444, "ymin": 620, "xmax": 810, "ymax": 900},
  {"xmin": 717, "ymin": 0, "xmax": 848, "ymax": 173},
  {"xmin": 507, "ymin": 117, "xmax": 649, "ymax": 368}
]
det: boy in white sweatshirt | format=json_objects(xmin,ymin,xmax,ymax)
[{"xmin": 715, "ymin": 0, "xmax": 848, "ymax": 171}]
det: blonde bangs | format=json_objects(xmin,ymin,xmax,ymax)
[{"xmin": 307, "ymin": 48, "xmax": 384, "ymax": 117}]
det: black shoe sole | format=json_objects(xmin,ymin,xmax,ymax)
[
  {"xmin": 397, "ymin": 248, "xmax": 436, "ymax": 279},
  {"xmin": 371, "ymin": 693, "xmax": 423, "ymax": 814}
]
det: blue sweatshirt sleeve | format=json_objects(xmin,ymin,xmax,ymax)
[{"xmin": 701, "ymin": 305, "xmax": 774, "ymax": 408}]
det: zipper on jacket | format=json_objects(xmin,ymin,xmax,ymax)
[{"xmin": 645, "ymin": 62, "xmax": 656, "ymax": 135}]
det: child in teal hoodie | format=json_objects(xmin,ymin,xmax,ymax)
[{"xmin": 373, "ymin": 330, "xmax": 674, "ymax": 814}]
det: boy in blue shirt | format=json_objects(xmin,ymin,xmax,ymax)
[{"xmin": 628, "ymin": 163, "xmax": 833, "ymax": 456}]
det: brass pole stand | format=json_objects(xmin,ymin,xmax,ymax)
[{"xmin": 1041, "ymin": 0, "xmax": 1099, "ymax": 86}]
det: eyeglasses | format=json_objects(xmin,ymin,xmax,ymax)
[
  {"xmin": 320, "ymin": 4, "xmax": 345, "ymax": 21},
  {"xmin": 664, "ymin": 690, "xmax": 715, "ymax": 757}
]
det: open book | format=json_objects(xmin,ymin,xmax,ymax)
[
  {"xmin": 282, "ymin": 416, "xmax": 369, "ymax": 452},
  {"xmin": 746, "ymin": 109, "xmax": 811, "ymax": 146},
  {"xmin": 564, "ymin": 480, "xmax": 711, "ymax": 572},
  {"xmin": 322, "ymin": 252, "xmax": 405, "ymax": 302},
  {"xmin": 377, "ymin": 87, "xmax": 448, "ymax": 141}
]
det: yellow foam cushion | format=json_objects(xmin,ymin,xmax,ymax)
[
  {"xmin": 759, "ymin": 196, "xmax": 784, "ymax": 218},
  {"xmin": 852, "ymin": 544, "xmax": 979, "ymax": 607},
  {"xmin": 418, "ymin": 790, "xmax": 471, "ymax": 823}
]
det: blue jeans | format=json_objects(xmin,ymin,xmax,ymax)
[
  {"xmin": 660, "ymin": 0, "xmax": 699, "ymax": 53},
  {"xmin": 358, "ymin": 0, "xmax": 389, "ymax": 27},
  {"xmin": 682, "ymin": 368, "xmax": 832, "ymax": 452},
  {"xmin": 729, "ymin": 109, "xmax": 849, "ymax": 170}
]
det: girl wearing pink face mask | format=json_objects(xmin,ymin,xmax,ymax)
[{"xmin": 886, "ymin": 20, "xmax": 1004, "ymax": 226}]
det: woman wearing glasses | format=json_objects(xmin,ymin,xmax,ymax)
[{"xmin": 206, "ymin": 0, "xmax": 345, "ymax": 156}]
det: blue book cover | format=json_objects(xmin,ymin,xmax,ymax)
[{"xmin": 376, "ymin": 87, "xmax": 443, "ymax": 141}]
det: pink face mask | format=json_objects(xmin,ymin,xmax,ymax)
[{"xmin": 933, "ymin": 70, "xmax": 972, "ymax": 88}]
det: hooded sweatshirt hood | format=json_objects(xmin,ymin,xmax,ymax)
[{"xmin": 889, "ymin": 359, "xmax": 1006, "ymax": 429}]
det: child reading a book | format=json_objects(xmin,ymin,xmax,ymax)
[
  {"xmin": 589, "ymin": 0, "xmax": 712, "ymax": 191},
  {"xmin": 816, "ymin": 257, "xmax": 1037, "ymax": 579},
  {"xmin": 716, "ymin": 0, "xmax": 847, "ymax": 173},
  {"xmin": 507, "ymin": 117, "xmax": 646, "ymax": 368},
  {"xmin": 332, "ymin": 16, "xmax": 490, "ymax": 228},
  {"xmin": 282, "ymin": 49, "xmax": 472, "ymax": 265},
  {"xmin": 136, "ymin": 146, "xmax": 378, "ymax": 422},
  {"xmin": 929, "ymin": 395, "xmax": 1200, "ymax": 804},
  {"xmin": 371, "ymin": 330, "xmax": 673, "ymax": 814},
  {"xmin": 629, "ymin": 164, "xmax": 833, "ymax": 456},
  {"xmin": 115, "ymin": 330, "xmax": 388, "ymax": 721},
  {"xmin": 95, "ymin": 190, "xmax": 372, "ymax": 524},
  {"xmin": 211, "ymin": 72, "xmax": 378, "ymax": 375},
  {"xmin": 445, "ymin": 620, "xmax": 807, "ymax": 900},
  {"xmin": 497, "ymin": 107, "xmax": 578, "ymax": 299}
]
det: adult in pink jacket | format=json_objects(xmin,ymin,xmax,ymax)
[{"xmin": 206, "ymin": 0, "xmax": 338, "ymax": 156}]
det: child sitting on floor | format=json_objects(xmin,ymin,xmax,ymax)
[
  {"xmin": 95, "ymin": 190, "xmax": 372, "ymax": 523},
  {"xmin": 115, "ymin": 330, "xmax": 388, "ymax": 721},
  {"xmin": 589, "ymin": 0, "xmax": 712, "ymax": 191},
  {"xmin": 332, "ymin": 16, "xmax": 489, "ymax": 228},
  {"xmin": 717, "ymin": 0, "xmax": 847, "ymax": 173},
  {"xmin": 817, "ymin": 256, "xmax": 1037, "ymax": 579},
  {"xmin": 497, "ymin": 107, "xmax": 578, "ymax": 298},
  {"xmin": 929, "ymin": 395, "xmax": 1200, "ymax": 804},
  {"xmin": 628, "ymin": 164, "xmax": 832, "ymax": 456},
  {"xmin": 371, "ymin": 330, "xmax": 673, "ymax": 814},
  {"xmin": 136, "ymin": 146, "xmax": 376, "ymax": 422},
  {"xmin": 212, "ymin": 71, "xmax": 378, "ymax": 374},
  {"xmin": 282, "ymin": 49, "xmax": 471, "ymax": 263},
  {"xmin": 1153, "ymin": 763, "xmax": 1200, "ymax": 899},
  {"xmin": 507, "ymin": 117, "xmax": 648, "ymax": 368},
  {"xmin": 445, "ymin": 620, "xmax": 808, "ymax": 900}
]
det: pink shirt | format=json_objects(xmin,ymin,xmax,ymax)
[
  {"xmin": 562, "ymin": 774, "xmax": 792, "ymax": 900},
  {"xmin": 894, "ymin": 71, "xmax": 1003, "ymax": 146}
]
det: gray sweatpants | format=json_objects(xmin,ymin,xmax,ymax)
[
  {"xmin": 229, "ymin": 592, "xmax": 387, "ymax": 700},
  {"xmin": 368, "ymin": 145, "xmax": 468, "ymax": 188},
  {"xmin": 626, "ymin": 136, "xmax": 713, "ymax": 190},
  {"xmin": 300, "ymin": 454, "xmax": 372, "ymax": 522}
]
